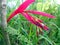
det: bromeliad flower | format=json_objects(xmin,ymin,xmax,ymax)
[{"xmin": 7, "ymin": 0, "xmax": 55, "ymax": 30}]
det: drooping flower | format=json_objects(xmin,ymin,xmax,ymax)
[{"xmin": 7, "ymin": 0, "xmax": 55, "ymax": 30}]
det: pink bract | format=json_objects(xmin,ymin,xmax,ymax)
[{"xmin": 7, "ymin": 0, "xmax": 55, "ymax": 30}]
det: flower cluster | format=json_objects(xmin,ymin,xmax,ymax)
[{"xmin": 7, "ymin": 0, "xmax": 55, "ymax": 30}]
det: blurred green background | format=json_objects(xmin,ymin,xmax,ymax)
[{"xmin": 0, "ymin": 0, "xmax": 60, "ymax": 45}]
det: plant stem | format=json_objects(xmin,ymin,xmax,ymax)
[{"xmin": 0, "ymin": 0, "xmax": 11, "ymax": 45}]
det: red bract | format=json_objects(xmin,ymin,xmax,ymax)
[
  {"xmin": 24, "ymin": 10, "xmax": 55, "ymax": 18},
  {"xmin": 7, "ymin": 0, "xmax": 55, "ymax": 30}
]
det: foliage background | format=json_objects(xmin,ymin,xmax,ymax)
[{"xmin": 0, "ymin": 0, "xmax": 60, "ymax": 45}]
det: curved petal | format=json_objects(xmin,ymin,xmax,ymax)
[
  {"xmin": 21, "ymin": 12, "xmax": 49, "ymax": 30},
  {"xmin": 17, "ymin": 0, "xmax": 35, "ymax": 12},
  {"xmin": 25, "ymin": 10, "xmax": 55, "ymax": 18},
  {"xmin": 7, "ymin": 9, "xmax": 19, "ymax": 22}
]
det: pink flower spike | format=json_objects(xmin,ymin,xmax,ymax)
[
  {"xmin": 25, "ymin": 10, "xmax": 55, "ymax": 18},
  {"xmin": 7, "ymin": 9, "xmax": 19, "ymax": 22},
  {"xmin": 21, "ymin": 12, "xmax": 43, "ymax": 23},
  {"xmin": 7, "ymin": 0, "xmax": 54, "ymax": 30},
  {"xmin": 17, "ymin": 0, "xmax": 35, "ymax": 12},
  {"xmin": 21, "ymin": 12, "xmax": 48, "ymax": 30}
]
